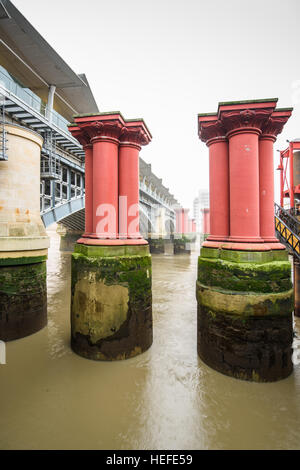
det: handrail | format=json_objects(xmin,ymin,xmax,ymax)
[
  {"xmin": 0, "ymin": 66, "xmax": 70, "ymax": 135},
  {"xmin": 274, "ymin": 203, "xmax": 300, "ymax": 259}
]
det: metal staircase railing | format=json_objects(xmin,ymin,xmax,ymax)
[
  {"xmin": 0, "ymin": 92, "xmax": 8, "ymax": 161},
  {"xmin": 274, "ymin": 202, "xmax": 300, "ymax": 259}
]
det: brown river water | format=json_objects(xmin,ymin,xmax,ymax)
[{"xmin": 1, "ymin": 230, "xmax": 300, "ymax": 450}]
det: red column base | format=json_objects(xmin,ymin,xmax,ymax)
[
  {"xmin": 262, "ymin": 236, "xmax": 281, "ymax": 243},
  {"xmin": 202, "ymin": 240, "xmax": 287, "ymax": 251},
  {"xmin": 266, "ymin": 242, "xmax": 286, "ymax": 250},
  {"xmin": 207, "ymin": 235, "xmax": 229, "ymax": 242},
  {"xmin": 203, "ymin": 240, "xmax": 270, "ymax": 251},
  {"xmin": 77, "ymin": 238, "xmax": 148, "ymax": 246},
  {"xmin": 227, "ymin": 235, "xmax": 264, "ymax": 243}
]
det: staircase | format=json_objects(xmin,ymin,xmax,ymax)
[
  {"xmin": 274, "ymin": 203, "xmax": 300, "ymax": 259},
  {"xmin": 0, "ymin": 93, "xmax": 7, "ymax": 161}
]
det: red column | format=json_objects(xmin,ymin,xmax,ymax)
[
  {"xmin": 175, "ymin": 208, "xmax": 182, "ymax": 233},
  {"xmin": 67, "ymin": 126, "xmax": 93, "ymax": 236},
  {"xmin": 290, "ymin": 142, "xmax": 295, "ymax": 209},
  {"xmin": 180, "ymin": 209, "xmax": 185, "ymax": 233},
  {"xmin": 84, "ymin": 144, "xmax": 93, "ymax": 235},
  {"xmin": 228, "ymin": 128, "xmax": 262, "ymax": 242},
  {"xmin": 280, "ymin": 155, "xmax": 284, "ymax": 208},
  {"xmin": 207, "ymin": 137, "xmax": 229, "ymax": 240},
  {"xmin": 203, "ymin": 208, "xmax": 210, "ymax": 234},
  {"xmin": 119, "ymin": 120, "xmax": 151, "ymax": 240},
  {"xmin": 182, "ymin": 209, "xmax": 189, "ymax": 233},
  {"xmin": 198, "ymin": 116, "xmax": 229, "ymax": 241},
  {"xmin": 259, "ymin": 110, "xmax": 292, "ymax": 243},
  {"xmin": 92, "ymin": 136, "xmax": 119, "ymax": 238}
]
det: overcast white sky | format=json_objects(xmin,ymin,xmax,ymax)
[{"xmin": 12, "ymin": 0, "xmax": 300, "ymax": 210}]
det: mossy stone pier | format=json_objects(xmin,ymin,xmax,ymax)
[
  {"xmin": 0, "ymin": 256, "xmax": 47, "ymax": 341},
  {"xmin": 71, "ymin": 243, "xmax": 153, "ymax": 361},
  {"xmin": 197, "ymin": 99, "xmax": 294, "ymax": 381},
  {"xmin": 196, "ymin": 247, "xmax": 294, "ymax": 382},
  {"xmin": 0, "ymin": 125, "xmax": 49, "ymax": 341}
]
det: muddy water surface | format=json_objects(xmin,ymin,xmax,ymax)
[{"xmin": 1, "ymin": 231, "xmax": 300, "ymax": 449}]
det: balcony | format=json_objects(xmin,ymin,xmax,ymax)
[
  {"xmin": 0, "ymin": 65, "xmax": 84, "ymax": 159},
  {"xmin": 40, "ymin": 157, "xmax": 62, "ymax": 181}
]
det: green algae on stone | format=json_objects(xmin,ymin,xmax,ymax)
[
  {"xmin": 71, "ymin": 243, "xmax": 153, "ymax": 361},
  {"xmin": 0, "ymin": 255, "xmax": 47, "ymax": 267},
  {"xmin": 197, "ymin": 256, "xmax": 292, "ymax": 293},
  {"xmin": 0, "ymin": 261, "xmax": 47, "ymax": 341},
  {"xmin": 196, "ymin": 281, "xmax": 294, "ymax": 317}
]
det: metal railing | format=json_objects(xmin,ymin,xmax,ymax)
[
  {"xmin": 0, "ymin": 93, "xmax": 8, "ymax": 161},
  {"xmin": 274, "ymin": 203, "xmax": 300, "ymax": 259},
  {"xmin": 40, "ymin": 158, "xmax": 62, "ymax": 180},
  {"xmin": 0, "ymin": 66, "xmax": 70, "ymax": 135},
  {"xmin": 0, "ymin": 66, "xmax": 46, "ymax": 115}
]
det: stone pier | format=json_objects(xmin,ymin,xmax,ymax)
[
  {"xmin": 69, "ymin": 113, "xmax": 153, "ymax": 360},
  {"xmin": 197, "ymin": 99, "xmax": 293, "ymax": 382},
  {"xmin": 0, "ymin": 124, "xmax": 49, "ymax": 341}
]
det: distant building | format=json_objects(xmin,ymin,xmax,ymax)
[{"xmin": 193, "ymin": 189, "xmax": 209, "ymax": 232}]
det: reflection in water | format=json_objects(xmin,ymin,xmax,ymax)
[{"xmin": 0, "ymin": 231, "xmax": 300, "ymax": 449}]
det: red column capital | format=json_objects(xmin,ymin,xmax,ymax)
[
  {"xmin": 198, "ymin": 115, "xmax": 227, "ymax": 146},
  {"xmin": 120, "ymin": 119, "xmax": 152, "ymax": 149},
  {"xmin": 260, "ymin": 109, "xmax": 293, "ymax": 141},
  {"xmin": 220, "ymin": 108, "xmax": 274, "ymax": 138},
  {"xmin": 68, "ymin": 125, "xmax": 91, "ymax": 147},
  {"xmin": 75, "ymin": 113, "xmax": 126, "ymax": 143}
]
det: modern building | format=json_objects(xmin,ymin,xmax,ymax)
[{"xmin": 0, "ymin": 0, "xmax": 99, "ymax": 216}]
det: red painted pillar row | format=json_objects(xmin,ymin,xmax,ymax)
[{"xmin": 69, "ymin": 113, "xmax": 152, "ymax": 245}]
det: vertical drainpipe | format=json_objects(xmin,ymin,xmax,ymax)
[{"xmin": 46, "ymin": 85, "xmax": 56, "ymax": 123}]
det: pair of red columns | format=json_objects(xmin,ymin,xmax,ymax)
[
  {"xmin": 198, "ymin": 100, "xmax": 292, "ymax": 250},
  {"xmin": 69, "ymin": 113, "xmax": 151, "ymax": 245}
]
